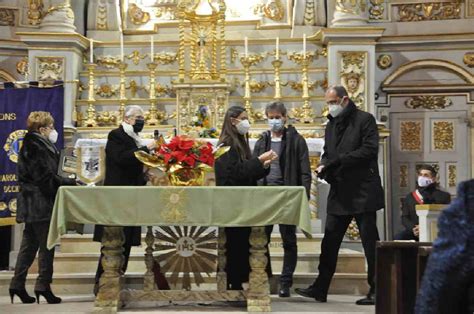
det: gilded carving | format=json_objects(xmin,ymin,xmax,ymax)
[
  {"xmin": 126, "ymin": 50, "xmax": 147, "ymax": 65},
  {"xmin": 345, "ymin": 218, "xmax": 360, "ymax": 240},
  {"xmin": 340, "ymin": 52, "xmax": 366, "ymax": 110},
  {"xmin": 230, "ymin": 47, "xmax": 239, "ymax": 64},
  {"xmin": 95, "ymin": 83, "xmax": 118, "ymax": 98},
  {"xmin": 96, "ymin": 0, "xmax": 108, "ymax": 30},
  {"xmin": 369, "ymin": 0, "xmax": 384, "ymax": 20},
  {"xmin": 96, "ymin": 111, "xmax": 118, "ymax": 126},
  {"xmin": 0, "ymin": 8, "xmax": 16, "ymax": 26},
  {"xmin": 400, "ymin": 164, "xmax": 408, "ymax": 188},
  {"xmin": 253, "ymin": 0, "xmax": 285, "ymax": 21},
  {"xmin": 126, "ymin": 79, "xmax": 145, "ymax": 98},
  {"xmin": 335, "ymin": 0, "xmax": 367, "ymax": 15},
  {"xmin": 45, "ymin": 2, "xmax": 74, "ymax": 20},
  {"xmin": 153, "ymin": 226, "xmax": 217, "ymax": 290},
  {"xmin": 377, "ymin": 54, "xmax": 392, "ymax": 70},
  {"xmin": 247, "ymin": 79, "xmax": 268, "ymax": 93},
  {"xmin": 27, "ymin": 0, "xmax": 43, "ymax": 26},
  {"xmin": 400, "ymin": 121, "xmax": 422, "ymax": 151},
  {"xmin": 303, "ymin": 0, "xmax": 316, "ymax": 25},
  {"xmin": 36, "ymin": 57, "xmax": 64, "ymax": 81},
  {"xmin": 468, "ymin": 0, "xmax": 474, "ymax": 17},
  {"xmin": 154, "ymin": 52, "xmax": 178, "ymax": 65},
  {"xmin": 96, "ymin": 55, "xmax": 121, "ymax": 69},
  {"xmin": 405, "ymin": 96, "xmax": 453, "ymax": 110},
  {"xmin": 463, "ymin": 52, "xmax": 474, "ymax": 68},
  {"xmin": 16, "ymin": 58, "xmax": 28, "ymax": 76},
  {"xmin": 396, "ymin": 2, "xmax": 461, "ymax": 22},
  {"xmin": 448, "ymin": 164, "xmax": 456, "ymax": 187},
  {"xmin": 432, "ymin": 121, "xmax": 454, "ymax": 151},
  {"xmin": 128, "ymin": 3, "xmax": 150, "ymax": 25}
]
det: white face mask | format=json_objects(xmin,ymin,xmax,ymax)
[
  {"xmin": 48, "ymin": 129, "xmax": 58, "ymax": 144},
  {"xmin": 268, "ymin": 118, "xmax": 285, "ymax": 132},
  {"xmin": 418, "ymin": 176, "xmax": 433, "ymax": 187},
  {"xmin": 328, "ymin": 98, "xmax": 344, "ymax": 117},
  {"xmin": 235, "ymin": 119, "xmax": 250, "ymax": 135}
]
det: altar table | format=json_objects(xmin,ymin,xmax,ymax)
[{"xmin": 48, "ymin": 186, "xmax": 311, "ymax": 312}]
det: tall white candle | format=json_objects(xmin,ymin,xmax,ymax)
[
  {"xmin": 303, "ymin": 34, "xmax": 306, "ymax": 57},
  {"xmin": 244, "ymin": 37, "xmax": 248, "ymax": 57},
  {"xmin": 120, "ymin": 33, "xmax": 124, "ymax": 62},
  {"xmin": 89, "ymin": 39, "xmax": 94, "ymax": 64},
  {"xmin": 150, "ymin": 36, "xmax": 154, "ymax": 62},
  {"xmin": 276, "ymin": 37, "xmax": 279, "ymax": 59}
]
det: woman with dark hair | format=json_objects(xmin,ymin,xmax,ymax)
[
  {"xmin": 215, "ymin": 105, "xmax": 277, "ymax": 290},
  {"xmin": 9, "ymin": 111, "xmax": 78, "ymax": 304}
]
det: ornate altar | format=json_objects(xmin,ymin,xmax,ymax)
[{"xmin": 174, "ymin": 0, "xmax": 229, "ymax": 135}]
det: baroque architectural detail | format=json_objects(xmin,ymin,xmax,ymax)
[
  {"xmin": 399, "ymin": 164, "xmax": 408, "ymax": 188},
  {"xmin": 254, "ymin": 0, "xmax": 285, "ymax": 21},
  {"xmin": 27, "ymin": 0, "xmax": 43, "ymax": 26},
  {"xmin": 400, "ymin": 121, "xmax": 422, "ymax": 151},
  {"xmin": 126, "ymin": 50, "xmax": 147, "ymax": 65},
  {"xmin": 405, "ymin": 96, "xmax": 453, "ymax": 110},
  {"xmin": 447, "ymin": 164, "xmax": 456, "ymax": 187},
  {"xmin": 96, "ymin": 55, "xmax": 121, "ymax": 69},
  {"xmin": 95, "ymin": 83, "xmax": 118, "ymax": 98},
  {"xmin": 368, "ymin": 0, "xmax": 384, "ymax": 20},
  {"xmin": 16, "ymin": 58, "xmax": 29, "ymax": 76},
  {"xmin": 0, "ymin": 8, "xmax": 16, "ymax": 26},
  {"xmin": 303, "ymin": 0, "xmax": 316, "ymax": 25},
  {"xmin": 396, "ymin": 2, "xmax": 461, "ymax": 22},
  {"xmin": 128, "ymin": 3, "xmax": 150, "ymax": 25},
  {"xmin": 96, "ymin": 0, "xmax": 108, "ymax": 30},
  {"xmin": 340, "ymin": 52, "xmax": 366, "ymax": 110},
  {"xmin": 377, "ymin": 54, "xmax": 392, "ymax": 69},
  {"xmin": 336, "ymin": 0, "xmax": 367, "ymax": 15},
  {"xmin": 464, "ymin": 52, "xmax": 474, "ymax": 68},
  {"xmin": 432, "ymin": 121, "xmax": 454, "ymax": 151},
  {"xmin": 36, "ymin": 57, "xmax": 64, "ymax": 81}
]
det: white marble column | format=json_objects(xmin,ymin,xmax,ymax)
[
  {"xmin": 331, "ymin": 0, "xmax": 369, "ymax": 26},
  {"xmin": 40, "ymin": 0, "xmax": 76, "ymax": 33}
]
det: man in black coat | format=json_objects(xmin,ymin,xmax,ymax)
[
  {"xmin": 93, "ymin": 105, "xmax": 155, "ymax": 295},
  {"xmin": 295, "ymin": 85, "xmax": 384, "ymax": 305},
  {"xmin": 395, "ymin": 164, "xmax": 451, "ymax": 240},
  {"xmin": 253, "ymin": 101, "xmax": 311, "ymax": 297}
]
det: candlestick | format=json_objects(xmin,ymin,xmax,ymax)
[
  {"xmin": 276, "ymin": 37, "xmax": 280, "ymax": 59},
  {"xmin": 120, "ymin": 33, "xmax": 124, "ymax": 62},
  {"xmin": 245, "ymin": 37, "xmax": 248, "ymax": 57},
  {"xmin": 150, "ymin": 36, "xmax": 154, "ymax": 62},
  {"xmin": 89, "ymin": 39, "xmax": 94, "ymax": 64}
]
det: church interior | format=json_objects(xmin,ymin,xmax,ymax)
[{"xmin": 0, "ymin": 0, "xmax": 473, "ymax": 313}]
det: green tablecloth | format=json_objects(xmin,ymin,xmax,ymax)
[{"xmin": 47, "ymin": 186, "xmax": 311, "ymax": 249}]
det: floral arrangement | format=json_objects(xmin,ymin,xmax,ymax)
[{"xmin": 135, "ymin": 135, "xmax": 229, "ymax": 185}]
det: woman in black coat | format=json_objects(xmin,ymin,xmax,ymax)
[
  {"xmin": 214, "ymin": 105, "xmax": 276, "ymax": 290},
  {"xmin": 10, "ymin": 111, "xmax": 77, "ymax": 304}
]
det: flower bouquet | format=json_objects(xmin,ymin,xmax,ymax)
[{"xmin": 135, "ymin": 135, "xmax": 229, "ymax": 186}]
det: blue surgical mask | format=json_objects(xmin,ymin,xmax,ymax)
[{"xmin": 268, "ymin": 118, "xmax": 284, "ymax": 132}]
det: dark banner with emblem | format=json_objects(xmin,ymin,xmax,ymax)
[{"xmin": 0, "ymin": 84, "xmax": 64, "ymax": 223}]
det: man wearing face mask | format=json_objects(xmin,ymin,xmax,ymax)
[
  {"xmin": 253, "ymin": 102, "xmax": 311, "ymax": 297},
  {"xmin": 395, "ymin": 165, "xmax": 451, "ymax": 241},
  {"xmin": 93, "ymin": 105, "xmax": 155, "ymax": 295},
  {"xmin": 295, "ymin": 85, "xmax": 385, "ymax": 305}
]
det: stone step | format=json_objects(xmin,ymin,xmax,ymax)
[
  {"xmin": 58, "ymin": 233, "xmax": 325, "ymax": 254},
  {"xmin": 26, "ymin": 249, "xmax": 366, "ymax": 275},
  {"xmin": 0, "ymin": 271, "xmax": 369, "ymax": 296}
]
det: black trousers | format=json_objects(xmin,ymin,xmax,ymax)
[
  {"xmin": 10, "ymin": 222, "xmax": 54, "ymax": 291},
  {"xmin": 269, "ymin": 224, "xmax": 297, "ymax": 287},
  {"xmin": 394, "ymin": 228, "xmax": 418, "ymax": 241},
  {"xmin": 312, "ymin": 212, "xmax": 379, "ymax": 297}
]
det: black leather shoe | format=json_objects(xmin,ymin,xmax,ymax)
[
  {"xmin": 294, "ymin": 287, "xmax": 327, "ymax": 302},
  {"xmin": 279, "ymin": 286, "xmax": 290, "ymax": 297},
  {"xmin": 356, "ymin": 293, "xmax": 375, "ymax": 305}
]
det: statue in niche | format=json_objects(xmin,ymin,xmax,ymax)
[{"xmin": 342, "ymin": 72, "xmax": 364, "ymax": 108}]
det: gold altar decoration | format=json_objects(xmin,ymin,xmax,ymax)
[
  {"xmin": 146, "ymin": 62, "xmax": 160, "ymax": 125},
  {"xmin": 126, "ymin": 79, "xmax": 144, "ymax": 98},
  {"xmin": 240, "ymin": 53, "xmax": 266, "ymax": 123},
  {"xmin": 84, "ymin": 63, "xmax": 97, "ymax": 127},
  {"xmin": 36, "ymin": 56, "xmax": 64, "ymax": 81},
  {"xmin": 96, "ymin": 111, "xmax": 118, "ymax": 126},
  {"xmin": 45, "ymin": 1, "xmax": 74, "ymax": 19},
  {"xmin": 96, "ymin": 55, "xmax": 121, "ymax": 69},
  {"xmin": 96, "ymin": 0, "xmax": 108, "ymax": 30},
  {"xmin": 335, "ymin": 0, "xmax": 367, "ymax": 15},
  {"xmin": 153, "ymin": 226, "xmax": 217, "ymax": 290},
  {"xmin": 377, "ymin": 54, "xmax": 392, "ymax": 70},
  {"xmin": 448, "ymin": 164, "xmax": 457, "ymax": 187},
  {"xmin": 0, "ymin": 8, "xmax": 15, "ymax": 26},
  {"xmin": 463, "ymin": 52, "xmax": 474, "ymax": 67},
  {"xmin": 177, "ymin": 0, "xmax": 226, "ymax": 82},
  {"xmin": 153, "ymin": 52, "xmax": 178, "ymax": 65},
  {"xmin": 396, "ymin": 2, "xmax": 461, "ymax": 22},
  {"xmin": 368, "ymin": 0, "xmax": 385, "ymax": 20},
  {"xmin": 345, "ymin": 218, "xmax": 360, "ymax": 240},
  {"xmin": 128, "ymin": 3, "xmax": 150, "ymax": 25},
  {"xmin": 118, "ymin": 62, "xmax": 128, "ymax": 123},
  {"xmin": 127, "ymin": 50, "xmax": 147, "ymax": 65},
  {"xmin": 405, "ymin": 96, "xmax": 453, "ymax": 110},
  {"xmin": 95, "ymin": 83, "xmax": 118, "ymax": 98},
  {"xmin": 432, "ymin": 121, "xmax": 454, "ymax": 151},
  {"xmin": 27, "ymin": 0, "xmax": 43, "ymax": 26},
  {"xmin": 399, "ymin": 164, "xmax": 408, "ymax": 188},
  {"xmin": 253, "ymin": 0, "xmax": 285, "ymax": 21},
  {"xmin": 16, "ymin": 58, "xmax": 28, "ymax": 76},
  {"xmin": 340, "ymin": 52, "xmax": 366, "ymax": 111},
  {"xmin": 400, "ymin": 120, "xmax": 422, "ymax": 152}
]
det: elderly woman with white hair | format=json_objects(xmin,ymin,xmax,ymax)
[{"xmin": 93, "ymin": 105, "xmax": 155, "ymax": 295}]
